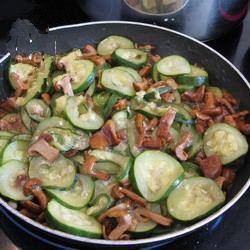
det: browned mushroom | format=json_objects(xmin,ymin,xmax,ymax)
[
  {"xmin": 181, "ymin": 85, "xmax": 205, "ymax": 103},
  {"xmin": 9, "ymin": 72, "xmax": 30, "ymax": 97},
  {"xmin": 0, "ymin": 113, "xmax": 27, "ymax": 133},
  {"xmin": 83, "ymin": 44, "xmax": 97, "ymax": 57},
  {"xmin": 54, "ymin": 75, "xmax": 74, "ymax": 96},
  {"xmin": 113, "ymin": 99, "xmax": 129, "ymax": 111},
  {"xmin": 133, "ymin": 78, "xmax": 151, "ymax": 91},
  {"xmin": 175, "ymin": 132, "xmax": 193, "ymax": 161},
  {"xmin": 27, "ymin": 138, "xmax": 60, "ymax": 162},
  {"xmin": 81, "ymin": 154, "xmax": 110, "ymax": 180},
  {"xmin": 139, "ymin": 65, "xmax": 152, "ymax": 77},
  {"xmin": 89, "ymin": 131, "xmax": 110, "ymax": 149},
  {"xmin": 15, "ymin": 52, "xmax": 42, "ymax": 67}
]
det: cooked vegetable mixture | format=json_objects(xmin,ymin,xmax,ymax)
[{"xmin": 0, "ymin": 35, "xmax": 249, "ymax": 240}]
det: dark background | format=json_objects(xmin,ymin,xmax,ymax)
[{"xmin": 0, "ymin": 1, "xmax": 249, "ymax": 249}]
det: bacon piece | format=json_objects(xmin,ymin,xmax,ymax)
[
  {"xmin": 83, "ymin": 44, "xmax": 97, "ymax": 57},
  {"xmin": 41, "ymin": 93, "xmax": 51, "ymax": 105},
  {"xmin": 216, "ymin": 97, "xmax": 235, "ymax": 114},
  {"xmin": 81, "ymin": 154, "xmax": 110, "ymax": 180},
  {"xmin": 204, "ymin": 91, "xmax": 216, "ymax": 108},
  {"xmin": 196, "ymin": 154, "xmax": 222, "ymax": 180},
  {"xmin": 90, "ymin": 131, "xmax": 109, "ymax": 149},
  {"xmin": 9, "ymin": 72, "xmax": 29, "ymax": 97},
  {"xmin": 102, "ymin": 120, "xmax": 121, "ymax": 145},
  {"xmin": 139, "ymin": 65, "xmax": 151, "ymax": 77},
  {"xmin": 161, "ymin": 92, "xmax": 175, "ymax": 102},
  {"xmin": 54, "ymin": 75, "xmax": 74, "ymax": 96},
  {"xmin": 175, "ymin": 132, "xmax": 193, "ymax": 161},
  {"xmin": 134, "ymin": 207, "xmax": 173, "ymax": 226},
  {"xmin": 202, "ymin": 107, "xmax": 223, "ymax": 116},
  {"xmin": 221, "ymin": 167, "xmax": 236, "ymax": 188},
  {"xmin": 214, "ymin": 176, "xmax": 226, "ymax": 189},
  {"xmin": 222, "ymin": 91, "xmax": 238, "ymax": 106},
  {"xmin": 111, "ymin": 185, "xmax": 147, "ymax": 207},
  {"xmin": 113, "ymin": 99, "xmax": 129, "ymax": 111},
  {"xmin": 141, "ymin": 137, "xmax": 163, "ymax": 149},
  {"xmin": 27, "ymin": 139, "xmax": 59, "ymax": 162},
  {"xmin": 157, "ymin": 108, "xmax": 176, "ymax": 142},
  {"xmin": 236, "ymin": 121, "xmax": 250, "ymax": 134},
  {"xmin": 149, "ymin": 54, "xmax": 161, "ymax": 63},
  {"xmin": 63, "ymin": 149, "xmax": 78, "ymax": 158},
  {"xmin": 0, "ymin": 113, "xmax": 27, "ymax": 133},
  {"xmin": 0, "ymin": 97, "xmax": 17, "ymax": 112},
  {"xmin": 181, "ymin": 85, "xmax": 205, "ymax": 103},
  {"xmin": 133, "ymin": 78, "xmax": 150, "ymax": 91},
  {"xmin": 15, "ymin": 52, "xmax": 42, "ymax": 67}
]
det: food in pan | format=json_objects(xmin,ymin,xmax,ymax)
[{"xmin": 0, "ymin": 35, "xmax": 249, "ymax": 240}]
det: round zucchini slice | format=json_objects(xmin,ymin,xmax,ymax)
[
  {"xmin": 203, "ymin": 123, "xmax": 248, "ymax": 164},
  {"xmin": 112, "ymin": 48, "xmax": 147, "ymax": 69},
  {"xmin": 0, "ymin": 160, "xmax": 29, "ymax": 201},
  {"xmin": 45, "ymin": 175, "xmax": 94, "ymax": 209},
  {"xmin": 101, "ymin": 67, "xmax": 138, "ymax": 97},
  {"xmin": 131, "ymin": 150, "xmax": 184, "ymax": 202},
  {"xmin": 1, "ymin": 140, "xmax": 29, "ymax": 164},
  {"xmin": 167, "ymin": 177, "xmax": 225, "ymax": 221},
  {"xmin": 157, "ymin": 55, "xmax": 191, "ymax": 76},
  {"xmin": 46, "ymin": 199, "xmax": 102, "ymax": 238},
  {"xmin": 29, "ymin": 155, "xmax": 76, "ymax": 189},
  {"xmin": 97, "ymin": 35, "xmax": 134, "ymax": 56},
  {"xmin": 25, "ymin": 99, "xmax": 51, "ymax": 122},
  {"xmin": 65, "ymin": 95, "xmax": 104, "ymax": 131}
]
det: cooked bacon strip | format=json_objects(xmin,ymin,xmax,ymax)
[
  {"xmin": 0, "ymin": 113, "xmax": 27, "ymax": 133},
  {"xmin": 222, "ymin": 91, "xmax": 238, "ymax": 106},
  {"xmin": 181, "ymin": 85, "xmax": 205, "ymax": 103},
  {"xmin": 9, "ymin": 72, "xmax": 29, "ymax": 97},
  {"xmin": 196, "ymin": 154, "xmax": 222, "ymax": 180},
  {"xmin": 111, "ymin": 185, "xmax": 147, "ymax": 207},
  {"xmin": 142, "ymin": 137, "xmax": 163, "ymax": 149},
  {"xmin": 81, "ymin": 154, "xmax": 110, "ymax": 180},
  {"xmin": 102, "ymin": 120, "xmax": 121, "ymax": 145},
  {"xmin": 28, "ymin": 139, "xmax": 59, "ymax": 162},
  {"xmin": 202, "ymin": 107, "xmax": 222, "ymax": 116},
  {"xmin": 54, "ymin": 75, "xmax": 74, "ymax": 96},
  {"xmin": 113, "ymin": 99, "xmax": 129, "ymax": 111},
  {"xmin": 82, "ymin": 44, "xmax": 97, "ymax": 57},
  {"xmin": 15, "ymin": 52, "xmax": 42, "ymax": 67},
  {"xmin": 149, "ymin": 54, "xmax": 161, "ymax": 63},
  {"xmin": 204, "ymin": 91, "xmax": 216, "ymax": 108},
  {"xmin": 216, "ymin": 97, "xmax": 235, "ymax": 114},
  {"xmin": 221, "ymin": 167, "xmax": 236, "ymax": 188},
  {"xmin": 134, "ymin": 207, "xmax": 173, "ymax": 226},
  {"xmin": 161, "ymin": 92, "xmax": 175, "ymax": 102},
  {"xmin": 133, "ymin": 78, "xmax": 150, "ymax": 91},
  {"xmin": 0, "ymin": 97, "xmax": 17, "ymax": 112},
  {"xmin": 157, "ymin": 108, "xmax": 176, "ymax": 142},
  {"xmin": 175, "ymin": 132, "xmax": 193, "ymax": 161},
  {"xmin": 41, "ymin": 93, "xmax": 51, "ymax": 105},
  {"xmin": 139, "ymin": 65, "xmax": 151, "ymax": 77},
  {"xmin": 192, "ymin": 109, "xmax": 210, "ymax": 120},
  {"xmin": 89, "ymin": 131, "xmax": 109, "ymax": 149}
]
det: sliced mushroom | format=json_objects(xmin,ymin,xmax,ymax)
[
  {"xmin": 175, "ymin": 132, "xmax": 193, "ymax": 161},
  {"xmin": 9, "ymin": 72, "xmax": 29, "ymax": 97},
  {"xmin": 81, "ymin": 154, "xmax": 110, "ymax": 180},
  {"xmin": 181, "ymin": 85, "xmax": 205, "ymax": 103},
  {"xmin": 138, "ymin": 65, "xmax": 151, "ymax": 77},
  {"xmin": 15, "ymin": 52, "xmax": 42, "ymax": 67},
  {"xmin": 54, "ymin": 75, "xmax": 74, "ymax": 96}
]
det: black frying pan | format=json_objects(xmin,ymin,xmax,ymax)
[{"xmin": 0, "ymin": 21, "xmax": 249, "ymax": 249}]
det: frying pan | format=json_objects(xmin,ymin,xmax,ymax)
[{"xmin": 0, "ymin": 21, "xmax": 249, "ymax": 249}]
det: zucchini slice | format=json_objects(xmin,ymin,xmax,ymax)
[
  {"xmin": 0, "ymin": 160, "xmax": 29, "ymax": 201},
  {"xmin": 131, "ymin": 150, "xmax": 184, "ymax": 202},
  {"xmin": 8, "ymin": 62, "xmax": 36, "ymax": 89},
  {"xmin": 175, "ymin": 65, "xmax": 208, "ymax": 86},
  {"xmin": 29, "ymin": 155, "xmax": 76, "ymax": 189},
  {"xmin": 46, "ymin": 175, "xmax": 94, "ymax": 209},
  {"xmin": 157, "ymin": 55, "xmax": 191, "ymax": 76},
  {"xmin": 46, "ymin": 199, "xmax": 102, "ymax": 238},
  {"xmin": 203, "ymin": 123, "xmax": 248, "ymax": 164},
  {"xmin": 112, "ymin": 48, "xmax": 147, "ymax": 69},
  {"xmin": 90, "ymin": 150, "xmax": 133, "ymax": 182},
  {"xmin": 97, "ymin": 35, "xmax": 134, "ymax": 56},
  {"xmin": 86, "ymin": 193, "xmax": 112, "ymax": 217},
  {"xmin": 65, "ymin": 95, "xmax": 104, "ymax": 131},
  {"xmin": 167, "ymin": 177, "xmax": 225, "ymax": 221},
  {"xmin": 25, "ymin": 98, "xmax": 51, "ymax": 122},
  {"xmin": 1, "ymin": 140, "xmax": 29, "ymax": 164},
  {"xmin": 101, "ymin": 67, "xmax": 141, "ymax": 97}
]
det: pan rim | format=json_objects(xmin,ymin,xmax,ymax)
[{"xmin": 0, "ymin": 20, "xmax": 249, "ymax": 246}]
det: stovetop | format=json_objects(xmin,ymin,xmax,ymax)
[{"xmin": 0, "ymin": 1, "xmax": 249, "ymax": 250}]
